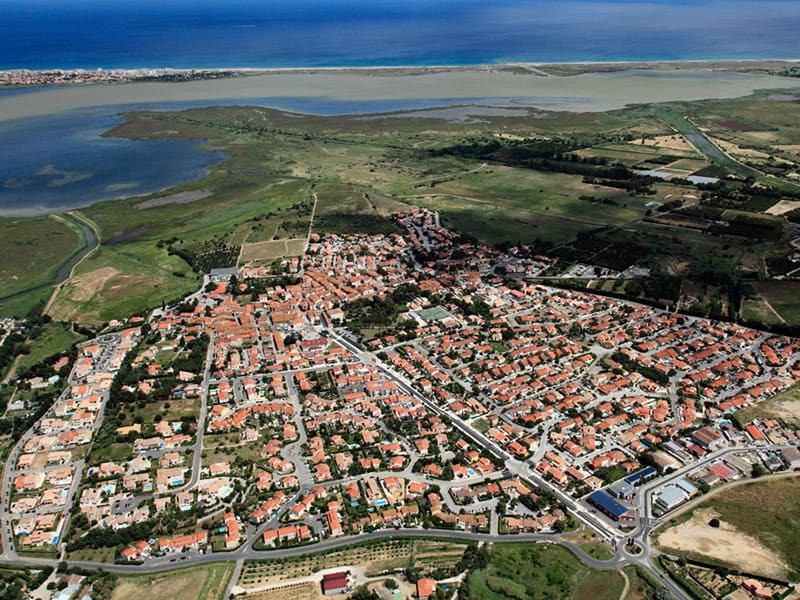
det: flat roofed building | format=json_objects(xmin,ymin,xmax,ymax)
[
  {"xmin": 655, "ymin": 485, "xmax": 689, "ymax": 511},
  {"xmin": 608, "ymin": 480, "xmax": 635, "ymax": 500},
  {"xmin": 587, "ymin": 490, "xmax": 632, "ymax": 521},
  {"xmin": 208, "ymin": 267, "xmax": 241, "ymax": 283},
  {"xmin": 780, "ymin": 446, "xmax": 800, "ymax": 469}
]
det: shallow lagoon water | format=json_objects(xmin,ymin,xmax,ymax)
[
  {"xmin": 0, "ymin": 106, "xmax": 224, "ymax": 216},
  {"xmin": 0, "ymin": 94, "xmax": 583, "ymax": 215}
]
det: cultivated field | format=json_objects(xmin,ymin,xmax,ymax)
[
  {"xmin": 239, "ymin": 238, "xmax": 307, "ymax": 264},
  {"xmin": 111, "ymin": 562, "xmax": 234, "ymax": 600},
  {"xmin": 239, "ymin": 539, "xmax": 469, "ymax": 589}
]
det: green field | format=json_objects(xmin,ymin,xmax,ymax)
[
  {"xmin": 463, "ymin": 542, "xmax": 624, "ymax": 600},
  {"xmin": 0, "ymin": 287, "xmax": 52, "ymax": 319},
  {"xmin": 48, "ymin": 241, "xmax": 199, "ymax": 325},
  {"xmin": 0, "ymin": 215, "xmax": 83, "ymax": 298},
  {"xmin": 12, "ymin": 322, "xmax": 85, "ymax": 374},
  {"xmin": 622, "ymin": 566, "xmax": 659, "ymax": 600},
  {"xmin": 752, "ymin": 280, "xmax": 800, "ymax": 325}
]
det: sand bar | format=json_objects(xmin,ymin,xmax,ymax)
[{"xmin": 1, "ymin": 67, "xmax": 799, "ymax": 121}]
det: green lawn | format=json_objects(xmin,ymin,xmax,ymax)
[
  {"xmin": 88, "ymin": 442, "xmax": 134, "ymax": 465},
  {"xmin": 463, "ymin": 542, "xmax": 624, "ymax": 600}
]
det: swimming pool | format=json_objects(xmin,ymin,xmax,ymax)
[
  {"xmin": 374, "ymin": 498, "xmax": 388, "ymax": 506},
  {"xmin": 466, "ymin": 468, "xmax": 476, "ymax": 477}
]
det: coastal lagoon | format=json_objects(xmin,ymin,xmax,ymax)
[
  {"xmin": 1, "ymin": 66, "xmax": 798, "ymax": 215},
  {"xmin": 0, "ymin": 108, "xmax": 223, "ymax": 215}
]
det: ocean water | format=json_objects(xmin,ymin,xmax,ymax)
[
  {"xmin": 0, "ymin": 0, "xmax": 799, "ymax": 70},
  {"xmin": 0, "ymin": 108, "xmax": 224, "ymax": 215}
]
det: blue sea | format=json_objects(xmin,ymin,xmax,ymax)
[{"xmin": 0, "ymin": 0, "xmax": 799, "ymax": 70}]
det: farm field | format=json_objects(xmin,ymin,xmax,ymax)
[
  {"xmin": 752, "ymin": 280, "xmax": 800, "ymax": 325},
  {"xmin": 239, "ymin": 238, "xmax": 307, "ymax": 265},
  {"xmin": 239, "ymin": 538, "xmax": 470, "ymax": 589},
  {"xmin": 463, "ymin": 542, "xmax": 624, "ymax": 600},
  {"xmin": 110, "ymin": 562, "xmax": 234, "ymax": 600},
  {"xmin": 655, "ymin": 477, "xmax": 800, "ymax": 581}
]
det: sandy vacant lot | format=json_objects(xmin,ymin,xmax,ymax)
[
  {"xmin": 239, "ymin": 238, "xmax": 306, "ymax": 263},
  {"xmin": 766, "ymin": 199, "xmax": 800, "ymax": 216},
  {"xmin": 658, "ymin": 509, "xmax": 789, "ymax": 579},
  {"xmin": 640, "ymin": 134, "xmax": 697, "ymax": 153},
  {"xmin": 752, "ymin": 396, "xmax": 800, "ymax": 424},
  {"xmin": 64, "ymin": 266, "xmax": 119, "ymax": 303}
]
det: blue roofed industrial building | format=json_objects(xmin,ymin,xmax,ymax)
[
  {"xmin": 587, "ymin": 490, "xmax": 633, "ymax": 521},
  {"xmin": 624, "ymin": 466, "xmax": 657, "ymax": 487}
]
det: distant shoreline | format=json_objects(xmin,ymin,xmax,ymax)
[
  {"xmin": 1, "ymin": 63, "xmax": 799, "ymax": 122},
  {"xmin": 3, "ymin": 58, "xmax": 800, "ymax": 78}
]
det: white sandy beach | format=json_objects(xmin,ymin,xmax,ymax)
[{"xmin": 1, "ymin": 67, "xmax": 798, "ymax": 120}]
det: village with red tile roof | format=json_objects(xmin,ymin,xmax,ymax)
[{"xmin": 1, "ymin": 207, "xmax": 798, "ymax": 599}]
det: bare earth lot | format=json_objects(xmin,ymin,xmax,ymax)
[
  {"xmin": 239, "ymin": 238, "xmax": 307, "ymax": 264},
  {"xmin": 657, "ymin": 508, "xmax": 789, "ymax": 579}
]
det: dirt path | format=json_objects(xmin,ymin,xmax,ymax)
[
  {"xmin": 619, "ymin": 568, "xmax": 630, "ymax": 600},
  {"xmin": 0, "ymin": 356, "xmax": 21, "ymax": 385},
  {"xmin": 43, "ymin": 211, "xmax": 101, "ymax": 316},
  {"xmin": 762, "ymin": 298, "xmax": 786, "ymax": 324}
]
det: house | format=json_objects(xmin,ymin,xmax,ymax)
[
  {"xmin": 158, "ymin": 531, "xmax": 207, "ymax": 553},
  {"xmin": 322, "ymin": 572, "xmax": 349, "ymax": 596},
  {"xmin": 691, "ymin": 426, "xmax": 724, "ymax": 450},
  {"xmin": 417, "ymin": 578, "xmax": 437, "ymax": 599}
]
